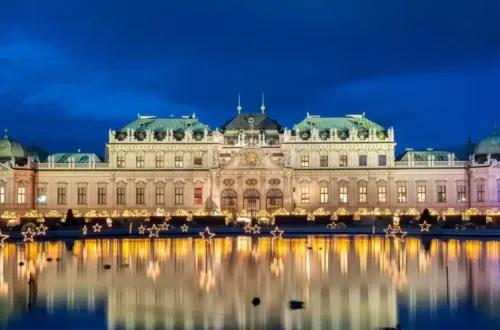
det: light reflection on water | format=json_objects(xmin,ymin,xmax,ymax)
[{"xmin": 1, "ymin": 236, "xmax": 500, "ymax": 329}]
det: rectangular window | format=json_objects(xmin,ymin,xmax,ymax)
[
  {"xmin": 339, "ymin": 187, "xmax": 348, "ymax": 203},
  {"xmin": 359, "ymin": 186, "xmax": 367, "ymax": 203},
  {"xmin": 437, "ymin": 185, "xmax": 446, "ymax": 203},
  {"xmin": 117, "ymin": 156, "xmax": 125, "ymax": 168},
  {"xmin": 0, "ymin": 186, "xmax": 4, "ymax": 204},
  {"xmin": 77, "ymin": 187, "xmax": 87, "ymax": 205},
  {"xmin": 194, "ymin": 156, "xmax": 203, "ymax": 168},
  {"xmin": 339, "ymin": 155, "xmax": 348, "ymax": 167},
  {"xmin": 136, "ymin": 156, "xmax": 145, "ymax": 168},
  {"xmin": 175, "ymin": 187, "xmax": 183, "ymax": 204},
  {"xmin": 37, "ymin": 187, "xmax": 47, "ymax": 204},
  {"xmin": 378, "ymin": 155, "xmax": 387, "ymax": 166},
  {"xmin": 175, "ymin": 156, "xmax": 183, "ymax": 168},
  {"xmin": 477, "ymin": 185, "xmax": 485, "ymax": 202},
  {"xmin": 457, "ymin": 185, "xmax": 467, "ymax": 202},
  {"xmin": 320, "ymin": 155, "xmax": 328, "ymax": 167},
  {"xmin": 301, "ymin": 155, "xmax": 309, "ymax": 167},
  {"xmin": 155, "ymin": 187, "xmax": 165, "ymax": 204},
  {"xmin": 417, "ymin": 185, "xmax": 426, "ymax": 203},
  {"xmin": 117, "ymin": 187, "xmax": 126, "ymax": 205},
  {"xmin": 17, "ymin": 187, "xmax": 26, "ymax": 204},
  {"xmin": 155, "ymin": 156, "xmax": 164, "ymax": 168},
  {"xmin": 378, "ymin": 186, "xmax": 387, "ymax": 203},
  {"xmin": 98, "ymin": 187, "xmax": 107, "ymax": 205},
  {"xmin": 397, "ymin": 186, "xmax": 407, "ymax": 203},
  {"xmin": 359, "ymin": 155, "xmax": 367, "ymax": 166},
  {"xmin": 194, "ymin": 187, "xmax": 203, "ymax": 204},
  {"xmin": 320, "ymin": 187, "xmax": 329, "ymax": 204},
  {"xmin": 57, "ymin": 187, "xmax": 67, "ymax": 205},
  {"xmin": 136, "ymin": 187, "xmax": 145, "ymax": 204},
  {"xmin": 301, "ymin": 187, "xmax": 309, "ymax": 203}
]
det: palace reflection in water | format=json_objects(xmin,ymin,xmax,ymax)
[{"xmin": 1, "ymin": 236, "xmax": 500, "ymax": 329}]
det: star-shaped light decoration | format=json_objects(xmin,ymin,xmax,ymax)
[
  {"xmin": 244, "ymin": 224, "xmax": 253, "ymax": 233},
  {"xmin": 147, "ymin": 224, "xmax": 160, "ymax": 238},
  {"xmin": 327, "ymin": 222, "xmax": 337, "ymax": 230},
  {"xmin": 22, "ymin": 228, "xmax": 36, "ymax": 242},
  {"xmin": 93, "ymin": 223, "xmax": 102, "ymax": 233},
  {"xmin": 419, "ymin": 221, "xmax": 431, "ymax": 232},
  {"xmin": 82, "ymin": 225, "xmax": 88, "ymax": 235},
  {"xmin": 384, "ymin": 225, "xmax": 395, "ymax": 238},
  {"xmin": 0, "ymin": 230, "xmax": 9, "ymax": 247},
  {"xmin": 138, "ymin": 225, "xmax": 146, "ymax": 234},
  {"xmin": 160, "ymin": 222, "xmax": 170, "ymax": 231},
  {"xmin": 270, "ymin": 226, "xmax": 284, "ymax": 240},
  {"xmin": 199, "ymin": 227, "xmax": 215, "ymax": 243},
  {"xmin": 181, "ymin": 224, "xmax": 189, "ymax": 232},
  {"xmin": 252, "ymin": 224, "xmax": 261, "ymax": 234},
  {"xmin": 36, "ymin": 223, "xmax": 48, "ymax": 236},
  {"xmin": 391, "ymin": 227, "xmax": 407, "ymax": 243}
]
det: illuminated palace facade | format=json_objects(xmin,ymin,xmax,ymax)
[{"xmin": 1, "ymin": 104, "xmax": 500, "ymax": 215}]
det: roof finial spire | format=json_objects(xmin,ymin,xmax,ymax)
[
  {"xmin": 494, "ymin": 121, "xmax": 498, "ymax": 135},
  {"xmin": 237, "ymin": 93, "xmax": 242, "ymax": 114},
  {"xmin": 3, "ymin": 128, "xmax": 7, "ymax": 138},
  {"xmin": 260, "ymin": 92, "xmax": 266, "ymax": 114}
]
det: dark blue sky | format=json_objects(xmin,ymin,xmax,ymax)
[{"xmin": 1, "ymin": 0, "xmax": 499, "ymax": 155}]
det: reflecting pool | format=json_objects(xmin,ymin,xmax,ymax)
[{"xmin": 2, "ymin": 236, "xmax": 500, "ymax": 329}]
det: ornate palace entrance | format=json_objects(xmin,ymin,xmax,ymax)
[
  {"xmin": 243, "ymin": 189, "xmax": 260, "ymax": 216},
  {"xmin": 266, "ymin": 189, "xmax": 283, "ymax": 214},
  {"xmin": 220, "ymin": 189, "xmax": 237, "ymax": 214}
]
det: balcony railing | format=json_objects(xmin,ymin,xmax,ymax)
[{"xmin": 394, "ymin": 160, "xmax": 469, "ymax": 168}]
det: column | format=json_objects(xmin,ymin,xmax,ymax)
[
  {"xmin": 109, "ymin": 178, "xmax": 116, "ymax": 210},
  {"xmin": 165, "ymin": 178, "xmax": 174, "ymax": 209},
  {"xmin": 330, "ymin": 177, "xmax": 338, "ymax": 210},
  {"xmin": 126, "ymin": 178, "xmax": 135, "ymax": 208},
  {"xmin": 146, "ymin": 178, "xmax": 155, "ymax": 209}
]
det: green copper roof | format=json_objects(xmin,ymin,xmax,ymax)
[
  {"xmin": 396, "ymin": 150, "xmax": 451, "ymax": 161},
  {"xmin": 50, "ymin": 153, "xmax": 102, "ymax": 163},
  {"xmin": 121, "ymin": 117, "xmax": 209, "ymax": 132},
  {"xmin": 474, "ymin": 125, "xmax": 500, "ymax": 155},
  {"xmin": 0, "ymin": 129, "xmax": 25, "ymax": 159},
  {"xmin": 220, "ymin": 113, "xmax": 282, "ymax": 132},
  {"xmin": 293, "ymin": 116, "xmax": 384, "ymax": 132}
]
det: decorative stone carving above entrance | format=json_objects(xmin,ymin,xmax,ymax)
[{"xmin": 222, "ymin": 147, "xmax": 282, "ymax": 170}]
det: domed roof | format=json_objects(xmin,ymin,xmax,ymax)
[
  {"xmin": 0, "ymin": 129, "xmax": 25, "ymax": 159},
  {"xmin": 474, "ymin": 125, "xmax": 500, "ymax": 155},
  {"xmin": 25, "ymin": 140, "xmax": 49, "ymax": 162}
]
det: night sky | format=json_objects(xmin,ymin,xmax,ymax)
[{"xmin": 1, "ymin": 0, "xmax": 499, "ymax": 156}]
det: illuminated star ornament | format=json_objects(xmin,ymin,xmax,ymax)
[
  {"xmin": 36, "ymin": 223, "xmax": 48, "ymax": 235},
  {"xmin": 92, "ymin": 223, "xmax": 102, "ymax": 233},
  {"xmin": 252, "ymin": 224, "xmax": 261, "ymax": 234},
  {"xmin": 392, "ymin": 227, "xmax": 407, "ymax": 243},
  {"xmin": 244, "ymin": 224, "xmax": 253, "ymax": 233},
  {"xmin": 147, "ymin": 224, "xmax": 160, "ymax": 238},
  {"xmin": 0, "ymin": 230, "xmax": 9, "ymax": 247},
  {"xmin": 181, "ymin": 224, "xmax": 189, "ymax": 232},
  {"xmin": 270, "ymin": 226, "xmax": 284, "ymax": 240},
  {"xmin": 199, "ymin": 227, "xmax": 215, "ymax": 243},
  {"xmin": 160, "ymin": 222, "xmax": 170, "ymax": 231},
  {"xmin": 82, "ymin": 225, "xmax": 88, "ymax": 235},
  {"xmin": 419, "ymin": 221, "xmax": 431, "ymax": 232},
  {"xmin": 22, "ymin": 228, "xmax": 36, "ymax": 242},
  {"xmin": 327, "ymin": 222, "xmax": 337, "ymax": 230},
  {"xmin": 384, "ymin": 225, "xmax": 395, "ymax": 238},
  {"xmin": 138, "ymin": 225, "xmax": 146, "ymax": 234}
]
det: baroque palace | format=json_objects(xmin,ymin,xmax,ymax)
[{"xmin": 1, "ymin": 101, "xmax": 500, "ymax": 217}]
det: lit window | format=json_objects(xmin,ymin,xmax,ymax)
[
  {"xmin": 378, "ymin": 155, "xmax": 387, "ymax": 166},
  {"xmin": 57, "ymin": 187, "xmax": 67, "ymax": 205},
  {"xmin": 175, "ymin": 187, "xmax": 183, "ymax": 204},
  {"xmin": 301, "ymin": 187, "xmax": 309, "ymax": 203},
  {"xmin": 117, "ymin": 187, "xmax": 126, "ymax": 204},
  {"xmin": 156, "ymin": 156, "xmax": 164, "ymax": 168},
  {"xmin": 378, "ymin": 186, "xmax": 387, "ymax": 203},
  {"xmin": 194, "ymin": 188, "xmax": 203, "ymax": 204},
  {"xmin": 17, "ymin": 187, "xmax": 26, "ymax": 204},
  {"xmin": 359, "ymin": 186, "xmax": 367, "ymax": 203},
  {"xmin": 320, "ymin": 155, "xmax": 328, "ymax": 167},
  {"xmin": 339, "ymin": 155, "xmax": 348, "ymax": 167},
  {"xmin": 156, "ymin": 187, "xmax": 165, "ymax": 204},
  {"xmin": 457, "ymin": 185, "xmax": 466, "ymax": 202},
  {"xmin": 437, "ymin": 185, "xmax": 446, "ymax": 203},
  {"xmin": 339, "ymin": 186, "xmax": 348, "ymax": 203},
  {"xmin": 397, "ymin": 186, "xmax": 406, "ymax": 203},
  {"xmin": 136, "ymin": 156, "xmax": 145, "ymax": 168},
  {"xmin": 37, "ymin": 188, "xmax": 47, "ymax": 204},
  {"xmin": 98, "ymin": 187, "xmax": 107, "ymax": 205},
  {"xmin": 359, "ymin": 155, "xmax": 367, "ymax": 166},
  {"xmin": 194, "ymin": 156, "xmax": 203, "ymax": 168},
  {"xmin": 117, "ymin": 156, "xmax": 125, "ymax": 168},
  {"xmin": 417, "ymin": 185, "xmax": 426, "ymax": 203},
  {"xmin": 301, "ymin": 154, "xmax": 309, "ymax": 167},
  {"xmin": 320, "ymin": 187, "xmax": 329, "ymax": 204},
  {"xmin": 0, "ymin": 186, "xmax": 4, "ymax": 204},
  {"xmin": 477, "ymin": 185, "xmax": 485, "ymax": 202},
  {"xmin": 136, "ymin": 187, "xmax": 145, "ymax": 204},
  {"xmin": 77, "ymin": 187, "xmax": 87, "ymax": 204},
  {"xmin": 175, "ymin": 156, "xmax": 183, "ymax": 168}
]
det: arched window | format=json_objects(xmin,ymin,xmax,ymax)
[
  {"xmin": 266, "ymin": 189, "xmax": 283, "ymax": 213},
  {"xmin": 221, "ymin": 189, "xmax": 237, "ymax": 213},
  {"xmin": 243, "ymin": 189, "xmax": 260, "ymax": 216}
]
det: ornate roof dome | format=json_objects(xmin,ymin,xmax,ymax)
[
  {"xmin": 25, "ymin": 140, "xmax": 49, "ymax": 162},
  {"xmin": 0, "ymin": 129, "xmax": 25, "ymax": 159},
  {"xmin": 474, "ymin": 124, "xmax": 500, "ymax": 156}
]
